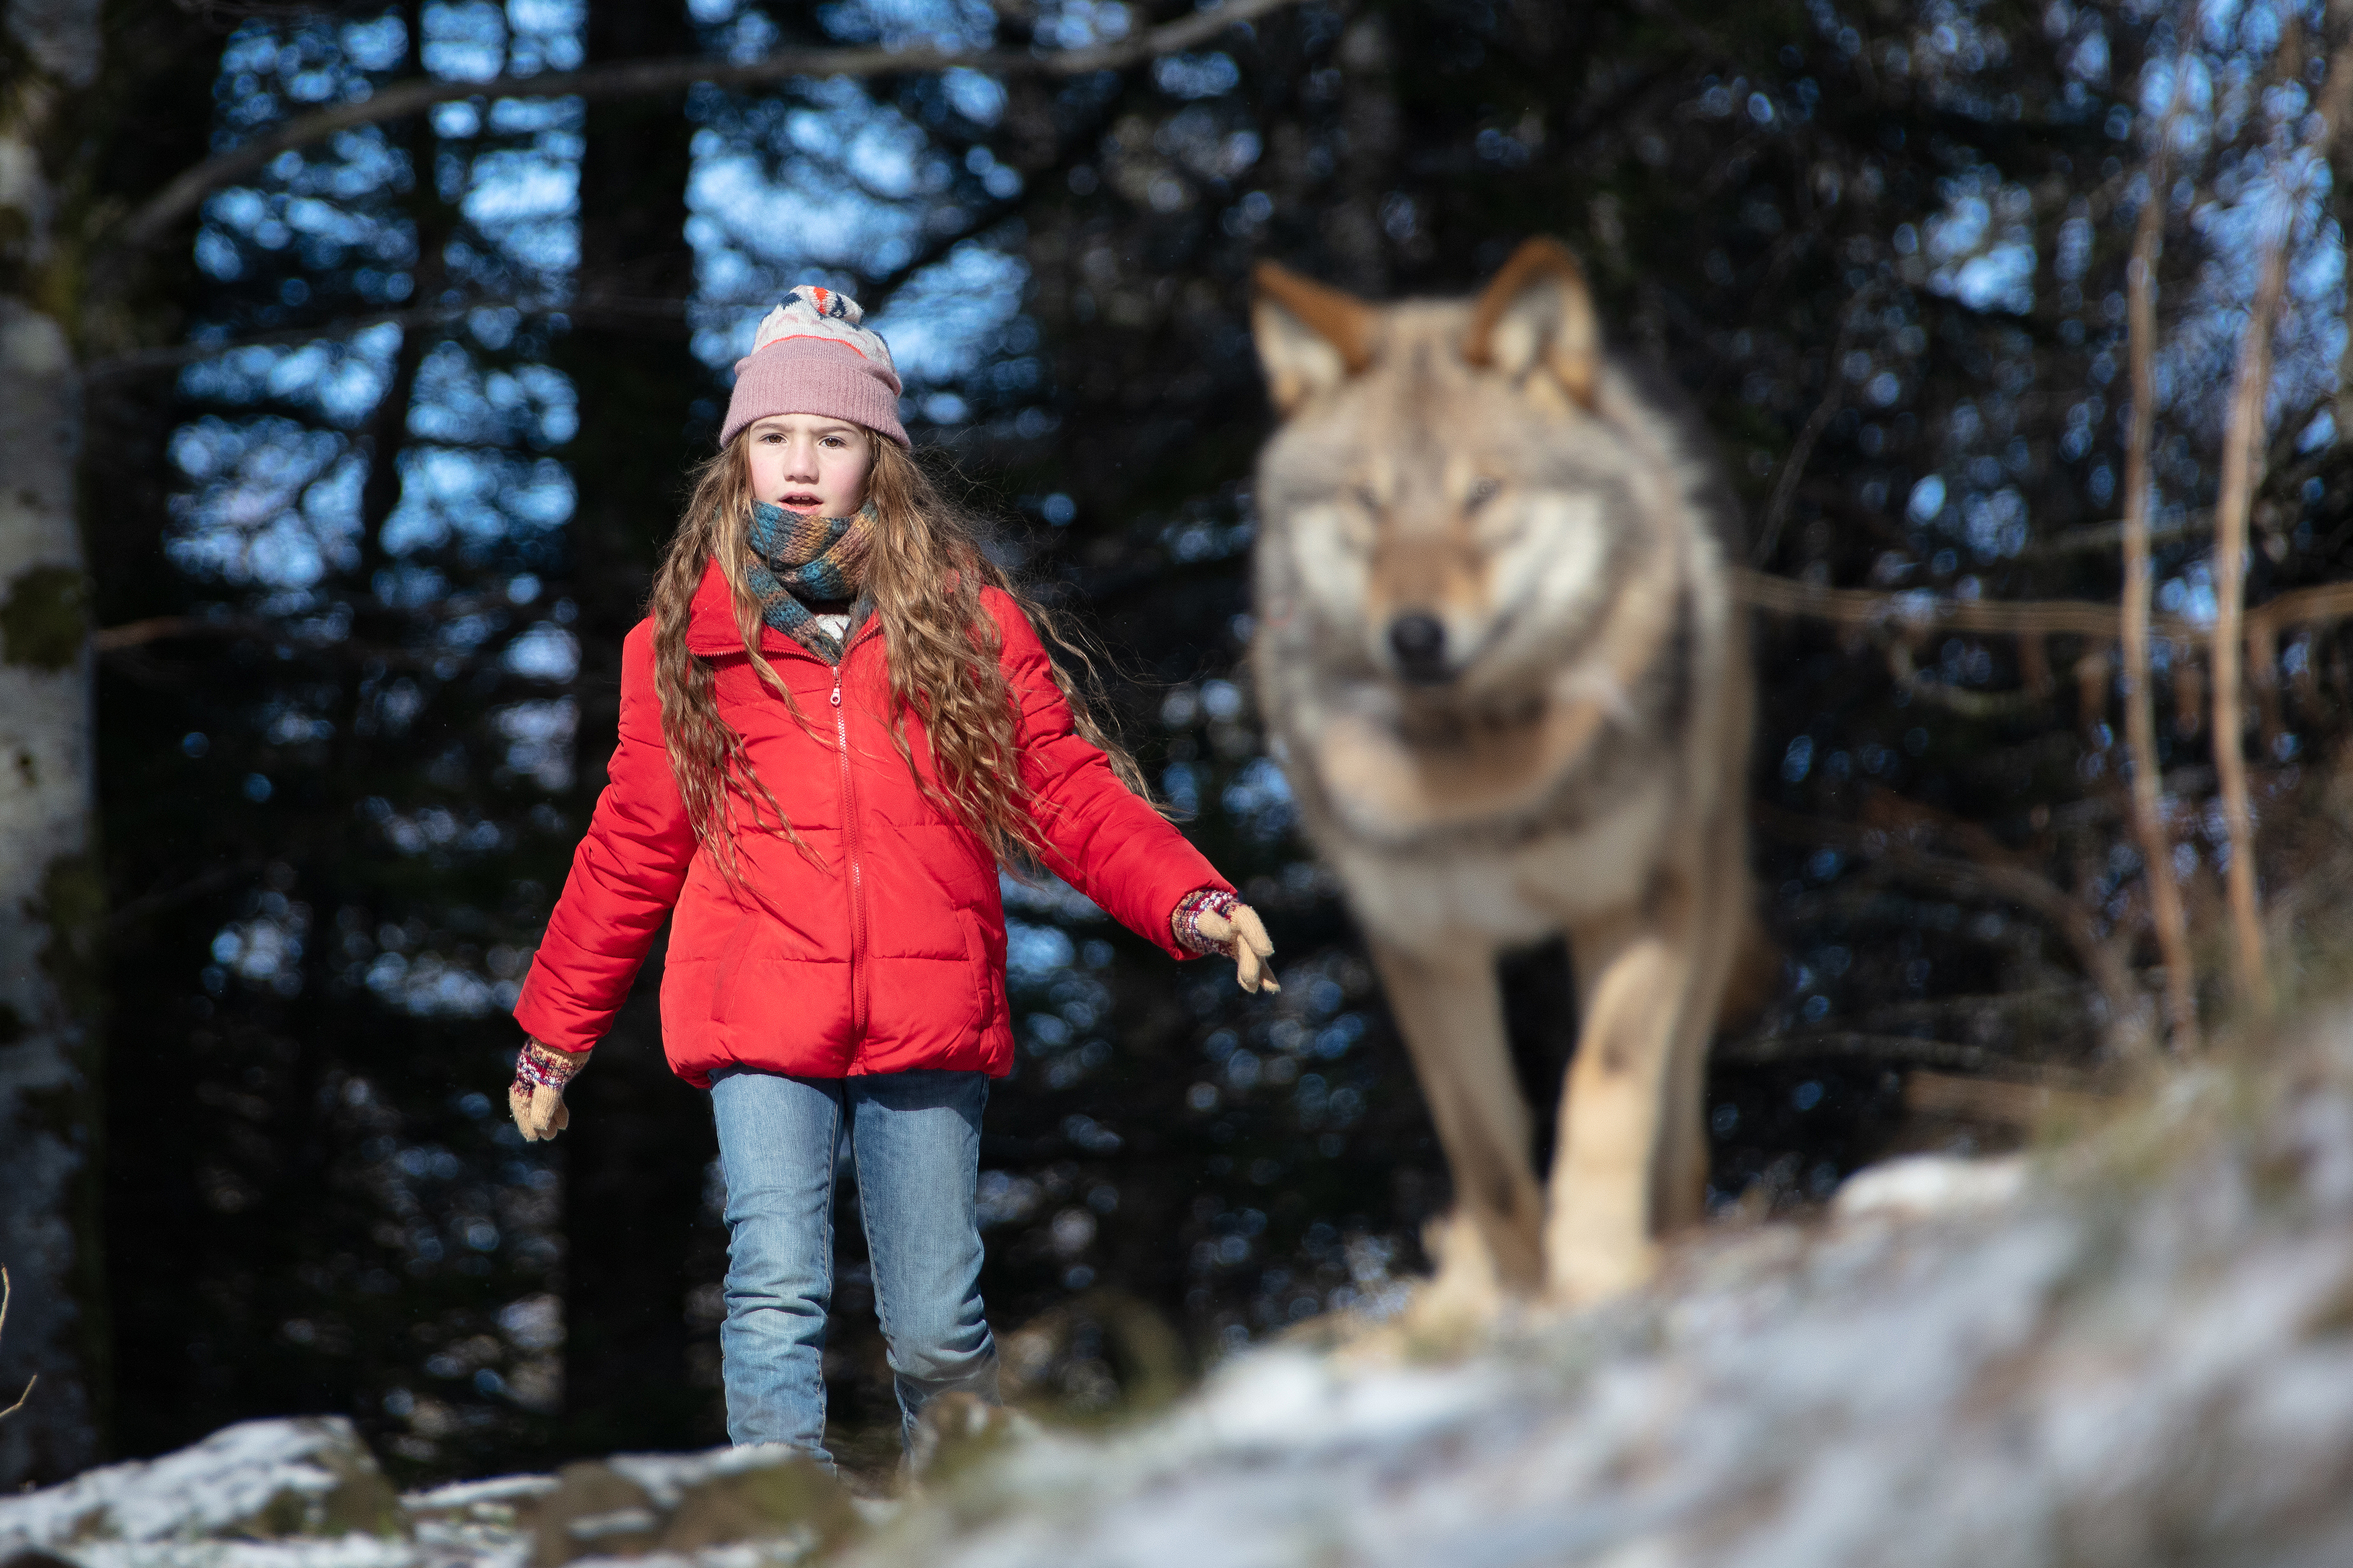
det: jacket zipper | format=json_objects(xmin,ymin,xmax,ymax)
[{"xmin": 832, "ymin": 647, "xmax": 870, "ymax": 1045}]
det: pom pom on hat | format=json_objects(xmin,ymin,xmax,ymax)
[
  {"xmin": 722, "ymin": 284, "xmax": 908, "ymax": 448},
  {"xmin": 744, "ymin": 286, "xmax": 901, "ymax": 384}
]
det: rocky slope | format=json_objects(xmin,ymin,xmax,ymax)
[{"xmin": 11, "ymin": 1013, "xmax": 2353, "ymax": 1567}]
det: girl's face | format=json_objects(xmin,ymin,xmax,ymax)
[{"xmin": 745, "ymin": 413, "xmax": 875, "ymax": 515}]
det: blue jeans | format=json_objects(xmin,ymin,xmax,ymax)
[{"xmin": 707, "ymin": 1067, "xmax": 999, "ymax": 1467}]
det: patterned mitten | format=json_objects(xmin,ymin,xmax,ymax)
[
  {"xmin": 1172, "ymin": 888, "xmax": 1280, "ymax": 993},
  {"xmin": 510, "ymin": 1037, "xmax": 587, "ymax": 1141}
]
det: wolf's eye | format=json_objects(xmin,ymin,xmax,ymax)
[
  {"xmin": 1466, "ymin": 479, "xmax": 1502, "ymax": 511},
  {"xmin": 1351, "ymin": 486, "xmax": 1382, "ymax": 514}
]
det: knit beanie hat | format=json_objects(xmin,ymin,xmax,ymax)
[{"xmin": 721, "ymin": 285, "xmax": 909, "ymax": 448}]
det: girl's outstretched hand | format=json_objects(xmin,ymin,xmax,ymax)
[
  {"xmin": 510, "ymin": 1037, "xmax": 588, "ymax": 1141},
  {"xmin": 1196, "ymin": 902, "xmax": 1280, "ymax": 994},
  {"xmin": 510, "ymin": 1081, "xmax": 571, "ymax": 1141}
]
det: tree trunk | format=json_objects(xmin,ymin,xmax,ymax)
[
  {"xmin": 551, "ymin": 0, "xmax": 721, "ymax": 1454},
  {"xmin": 0, "ymin": 0, "xmax": 106, "ymax": 1489}
]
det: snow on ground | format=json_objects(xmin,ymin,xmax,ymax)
[
  {"xmin": 836, "ymin": 1014, "xmax": 2353, "ymax": 1565},
  {"xmin": 0, "ymin": 1415, "xmax": 409, "ymax": 1568},
  {"xmin": 14, "ymin": 1014, "xmax": 2353, "ymax": 1567}
]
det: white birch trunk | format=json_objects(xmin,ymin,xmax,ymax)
[{"xmin": 0, "ymin": 0, "xmax": 105, "ymax": 1488}]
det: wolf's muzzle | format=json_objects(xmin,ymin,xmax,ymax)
[{"xmin": 1388, "ymin": 612, "xmax": 1453, "ymax": 685}]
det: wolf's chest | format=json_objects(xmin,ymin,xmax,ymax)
[{"xmin": 1323, "ymin": 789, "xmax": 1673, "ymax": 952}]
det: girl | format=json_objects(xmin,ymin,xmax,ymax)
[{"xmin": 502, "ymin": 286, "xmax": 1275, "ymax": 1469}]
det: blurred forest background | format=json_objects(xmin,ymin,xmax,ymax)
[{"xmin": 7, "ymin": 0, "xmax": 2353, "ymax": 1492}]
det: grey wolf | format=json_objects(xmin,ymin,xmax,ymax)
[{"xmin": 1248, "ymin": 239, "xmax": 1756, "ymax": 1305}]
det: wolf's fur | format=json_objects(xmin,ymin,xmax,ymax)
[{"xmin": 1248, "ymin": 240, "xmax": 1755, "ymax": 1306}]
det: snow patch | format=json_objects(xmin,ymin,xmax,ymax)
[{"xmin": 1831, "ymin": 1151, "xmax": 2028, "ymax": 1221}]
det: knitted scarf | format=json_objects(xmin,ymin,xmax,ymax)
[{"xmin": 744, "ymin": 498, "xmax": 875, "ymax": 664}]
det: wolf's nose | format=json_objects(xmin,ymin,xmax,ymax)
[{"xmin": 1388, "ymin": 613, "xmax": 1450, "ymax": 683}]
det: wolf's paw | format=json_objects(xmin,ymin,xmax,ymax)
[
  {"xmin": 1545, "ymin": 1234, "xmax": 1660, "ymax": 1308},
  {"xmin": 1394, "ymin": 1212, "xmax": 1511, "ymax": 1350}
]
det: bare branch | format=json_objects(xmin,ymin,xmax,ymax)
[
  {"xmin": 99, "ymin": 82, "xmax": 1101, "ymax": 379},
  {"xmin": 1735, "ymin": 567, "xmax": 2192, "ymax": 641},
  {"xmin": 124, "ymin": 0, "xmax": 1306, "ymax": 248},
  {"xmin": 92, "ymin": 614, "xmax": 274, "ymax": 651},
  {"xmin": 1713, "ymin": 1031, "xmax": 2029, "ymax": 1072},
  {"xmin": 1757, "ymin": 805, "xmax": 2151, "ymax": 1059},
  {"xmin": 89, "ymin": 301, "xmax": 493, "ymax": 378},
  {"xmin": 2122, "ymin": 41, "xmax": 2199, "ymax": 1054},
  {"xmin": 0, "ymin": 1269, "xmax": 36, "ymax": 1422},
  {"xmin": 1885, "ymin": 640, "xmax": 2052, "ymax": 716},
  {"xmin": 91, "ymin": 286, "xmax": 870, "ymax": 378},
  {"xmin": 2315, "ymin": 8, "xmax": 2353, "ymax": 150},
  {"xmin": 1905, "ymin": 1068, "xmax": 2108, "ymax": 1128},
  {"xmin": 89, "ymin": 291, "xmax": 695, "ymax": 378},
  {"xmin": 2212, "ymin": 212, "xmax": 2295, "ymax": 1018},
  {"xmin": 89, "ymin": 606, "xmax": 582, "ymax": 706},
  {"xmin": 2020, "ymin": 512, "xmax": 2208, "ymax": 559},
  {"xmin": 1751, "ymin": 295, "xmax": 1868, "ymax": 567},
  {"xmin": 2225, "ymin": 581, "xmax": 2353, "ymax": 641},
  {"xmin": 1736, "ymin": 568, "xmax": 2353, "ymax": 647}
]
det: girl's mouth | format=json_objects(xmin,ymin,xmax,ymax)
[{"xmin": 779, "ymin": 492, "xmax": 824, "ymax": 510}]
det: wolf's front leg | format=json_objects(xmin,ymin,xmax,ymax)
[
  {"xmin": 1365, "ymin": 936, "xmax": 1545, "ymax": 1298},
  {"xmin": 1552, "ymin": 861, "xmax": 1732, "ymax": 1303}
]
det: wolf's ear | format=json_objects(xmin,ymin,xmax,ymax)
[
  {"xmin": 1252, "ymin": 260, "xmax": 1375, "ymax": 415},
  {"xmin": 1463, "ymin": 238, "xmax": 1598, "ymax": 407}
]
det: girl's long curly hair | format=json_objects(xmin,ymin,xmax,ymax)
[{"xmin": 648, "ymin": 429, "xmax": 1154, "ymax": 880}]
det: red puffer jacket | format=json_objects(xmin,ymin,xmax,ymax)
[{"xmin": 513, "ymin": 559, "xmax": 1231, "ymax": 1086}]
